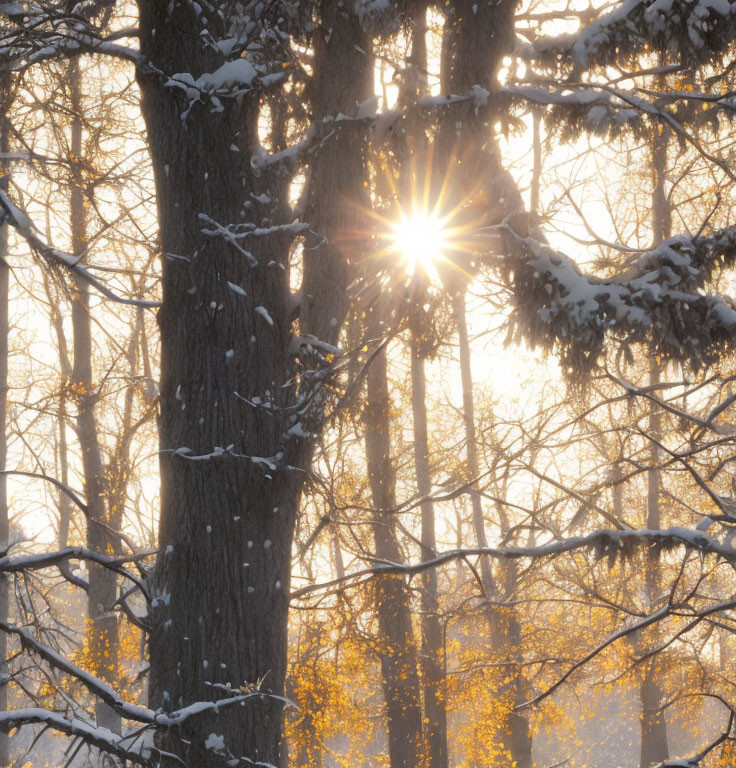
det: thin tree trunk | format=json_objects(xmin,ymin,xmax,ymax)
[
  {"xmin": 331, "ymin": 528, "xmax": 345, "ymax": 581},
  {"xmin": 365, "ymin": 339, "xmax": 424, "ymax": 768},
  {"xmin": 639, "ymin": 360, "xmax": 668, "ymax": 768},
  {"xmin": 453, "ymin": 292, "xmax": 532, "ymax": 768},
  {"xmin": 57, "ymin": 395, "xmax": 72, "ymax": 549},
  {"xmin": 530, "ymin": 114, "xmax": 541, "ymax": 217},
  {"xmin": 453, "ymin": 293, "xmax": 495, "ymax": 604},
  {"xmin": 409, "ymin": 320, "xmax": 448, "ymax": 768},
  {"xmin": 396, "ymin": 11, "xmax": 448, "ymax": 766},
  {"xmin": 69, "ymin": 59, "xmax": 122, "ymax": 736},
  {"xmin": 0, "ymin": 71, "xmax": 11, "ymax": 768},
  {"xmin": 639, "ymin": 118, "xmax": 670, "ymax": 768},
  {"xmin": 47, "ymin": 276, "xmax": 73, "ymax": 550}
]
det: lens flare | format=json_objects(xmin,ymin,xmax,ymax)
[{"xmin": 390, "ymin": 211, "xmax": 448, "ymax": 278}]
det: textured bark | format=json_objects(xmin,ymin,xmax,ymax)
[
  {"xmin": 365, "ymin": 336, "xmax": 424, "ymax": 768},
  {"xmin": 136, "ymin": 4, "xmax": 370, "ymax": 765},
  {"xmin": 0, "ymin": 71, "xmax": 10, "ymax": 768},
  {"xmin": 299, "ymin": 8, "xmax": 371, "ymax": 341},
  {"xmin": 409, "ymin": 320, "xmax": 448, "ymax": 768},
  {"xmin": 69, "ymin": 60, "xmax": 122, "ymax": 736}
]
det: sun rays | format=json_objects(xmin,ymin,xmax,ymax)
[
  {"xmin": 362, "ymin": 140, "xmax": 496, "ymax": 291},
  {"xmin": 389, "ymin": 209, "xmax": 449, "ymax": 281}
]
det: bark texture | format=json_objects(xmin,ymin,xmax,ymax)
[
  {"xmin": 136, "ymin": 4, "xmax": 371, "ymax": 764},
  {"xmin": 0, "ymin": 70, "xmax": 10, "ymax": 768}
]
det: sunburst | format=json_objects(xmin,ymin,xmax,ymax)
[{"xmin": 373, "ymin": 150, "xmax": 488, "ymax": 288}]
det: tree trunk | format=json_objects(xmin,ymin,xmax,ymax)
[
  {"xmin": 365, "ymin": 337, "xmax": 424, "ymax": 768},
  {"xmin": 0, "ymin": 71, "xmax": 11, "ymax": 768},
  {"xmin": 639, "ymin": 669, "xmax": 669, "ymax": 768},
  {"xmin": 409, "ymin": 321, "xmax": 448, "ymax": 768},
  {"xmin": 453, "ymin": 293, "xmax": 496, "ymax": 606},
  {"xmin": 639, "ymin": 118, "xmax": 670, "ymax": 768},
  {"xmin": 136, "ymin": 4, "xmax": 371, "ymax": 764},
  {"xmin": 453, "ymin": 292, "xmax": 532, "ymax": 768},
  {"xmin": 57, "ymin": 394, "xmax": 72, "ymax": 549},
  {"xmin": 48, "ymin": 281, "xmax": 73, "ymax": 549},
  {"xmin": 69, "ymin": 59, "xmax": 122, "ymax": 736},
  {"xmin": 530, "ymin": 114, "xmax": 542, "ymax": 217}
]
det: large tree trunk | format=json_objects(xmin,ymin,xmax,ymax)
[
  {"xmin": 409, "ymin": 321, "xmax": 448, "ymax": 768},
  {"xmin": 365, "ymin": 336, "xmax": 424, "ymax": 768},
  {"xmin": 137, "ymin": 5, "xmax": 370, "ymax": 765},
  {"xmin": 433, "ymin": 0, "xmax": 518, "ymax": 238},
  {"xmin": 69, "ymin": 59, "xmax": 122, "ymax": 736},
  {"xmin": 0, "ymin": 71, "xmax": 10, "ymax": 768}
]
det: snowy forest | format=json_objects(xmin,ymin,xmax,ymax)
[{"xmin": 3, "ymin": 0, "xmax": 736, "ymax": 767}]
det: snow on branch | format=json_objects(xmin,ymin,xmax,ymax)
[
  {"xmin": 198, "ymin": 213, "xmax": 307, "ymax": 266},
  {"xmin": 504, "ymin": 224, "xmax": 736, "ymax": 373},
  {"xmin": 502, "ymin": 84, "xmax": 643, "ymax": 137},
  {"xmin": 532, "ymin": 0, "xmax": 736, "ymax": 71},
  {"xmin": 1, "ymin": 619, "xmax": 293, "ymax": 761},
  {"xmin": 0, "ymin": 190, "xmax": 160, "ymax": 308},
  {"xmin": 0, "ymin": 709, "xmax": 158, "ymax": 766},
  {"xmin": 291, "ymin": 526, "xmax": 736, "ymax": 600},
  {"xmin": 0, "ymin": 3, "xmax": 140, "ymax": 69},
  {"xmin": 0, "ymin": 546, "xmax": 153, "ymax": 591}
]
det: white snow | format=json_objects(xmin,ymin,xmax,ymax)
[
  {"xmin": 469, "ymin": 84, "xmax": 490, "ymax": 109},
  {"xmin": 227, "ymin": 281, "xmax": 247, "ymax": 296},
  {"xmin": 167, "ymin": 57, "xmax": 257, "ymax": 100},
  {"xmin": 255, "ymin": 306, "xmax": 274, "ymax": 326},
  {"xmin": 205, "ymin": 732, "xmax": 226, "ymax": 751}
]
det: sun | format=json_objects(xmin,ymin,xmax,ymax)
[{"xmin": 390, "ymin": 211, "xmax": 449, "ymax": 279}]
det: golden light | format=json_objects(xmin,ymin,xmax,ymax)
[
  {"xmin": 367, "ymin": 148, "xmax": 487, "ymax": 287},
  {"xmin": 390, "ymin": 211, "xmax": 449, "ymax": 279}
]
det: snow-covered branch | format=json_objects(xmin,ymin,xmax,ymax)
[
  {"xmin": 532, "ymin": 0, "xmax": 736, "ymax": 71},
  {"xmin": 1, "ymin": 619, "xmax": 293, "ymax": 743},
  {"xmin": 291, "ymin": 526, "xmax": 736, "ymax": 600},
  {"xmin": 0, "ymin": 546, "xmax": 152, "ymax": 592},
  {"xmin": 505, "ymin": 224, "xmax": 736, "ymax": 372},
  {"xmin": 0, "ymin": 4, "xmax": 140, "ymax": 69},
  {"xmin": 0, "ymin": 709, "xmax": 157, "ymax": 766},
  {"xmin": 0, "ymin": 190, "xmax": 160, "ymax": 308}
]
